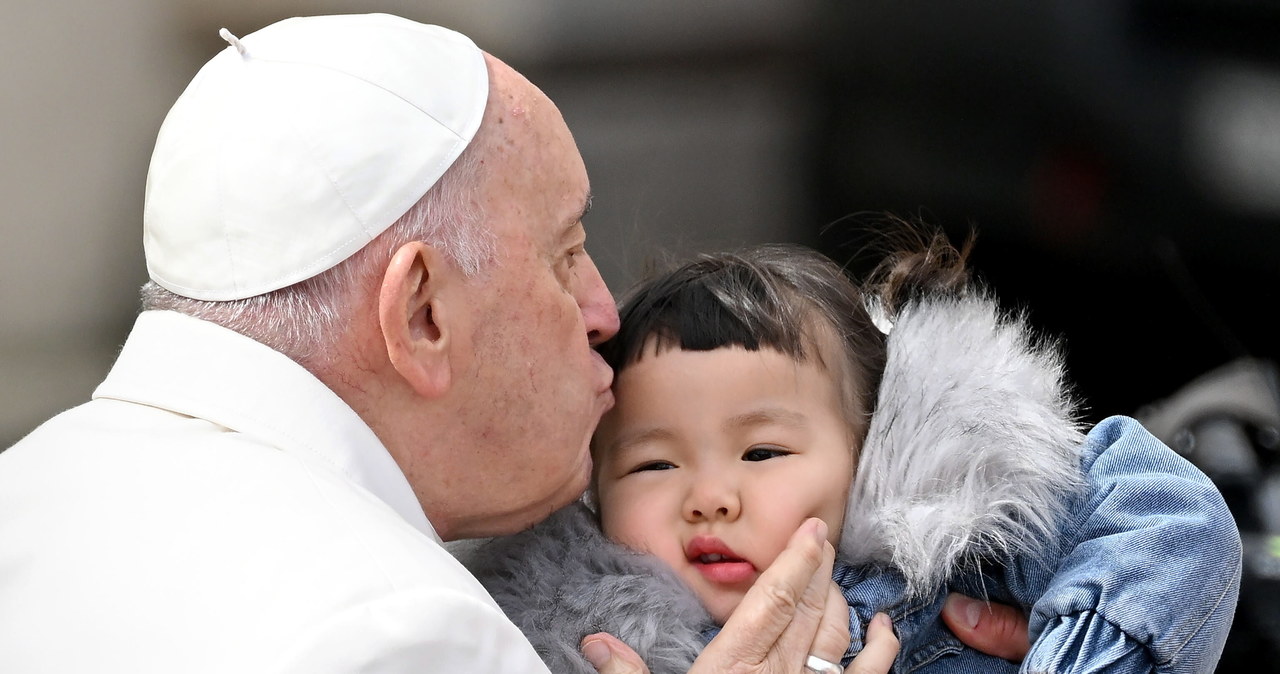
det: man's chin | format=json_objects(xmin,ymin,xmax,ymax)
[
  {"xmin": 448, "ymin": 444, "xmax": 593, "ymax": 539},
  {"xmin": 561, "ymin": 435, "xmax": 595, "ymax": 500},
  {"xmin": 496, "ymin": 482, "xmax": 593, "ymax": 538}
]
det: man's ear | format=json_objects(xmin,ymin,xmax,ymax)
[{"xmin": 378, "ymin": 241, "xmax": 455, "ymax": 399}]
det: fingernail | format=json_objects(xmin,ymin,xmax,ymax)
[
  {"xmin": 953, "ymin": 595, "xmax": 983, "ymax": 629},
  {"xmin": 873, "ymin": 612, "xmax": 892, "ymax": 627},
  {"xmin": 810, "ymin": 518, "xmax": 828, "ymax": 544},
  {"xmin": 582, "ymin": 638, "xmax": 611, "ymax": 669}
]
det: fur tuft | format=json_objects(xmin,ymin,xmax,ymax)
[
  {"xmin": 840, "ymin": 292, "xmax": 1087, "ymax": 597},
  {"xmin": 463, "ymin": 502, "xmax": 712, "ymax": 674}
]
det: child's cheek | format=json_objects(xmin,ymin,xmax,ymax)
[{"xmin": 598, "ymin": 487, "xmax": 649, "ymax": 548}]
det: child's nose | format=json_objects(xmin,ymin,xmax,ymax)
[{"xmin": 683, "ymin": 478, "xmax": 741, "ymax": 522}]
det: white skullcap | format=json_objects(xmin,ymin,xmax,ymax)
[{"xmin": 143, "ymin": 13, "xmax": 488, "ymax": 301}]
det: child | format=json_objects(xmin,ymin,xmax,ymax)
[{"xmin": 464, "ymin": 230, "xmax": 1241, "ymax": 673}]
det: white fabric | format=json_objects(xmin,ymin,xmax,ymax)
[
  {"xmin": 144, "ymin": 13, "xmax": 488, "ymax": 301},
  {"xmin": 0, "ymin": 311, "xmax": 552, "ymax": 673}
]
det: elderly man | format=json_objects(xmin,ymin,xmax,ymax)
[{"xmin": 0, "ymin": 13, "xmax": 1021, "ymax": 673}]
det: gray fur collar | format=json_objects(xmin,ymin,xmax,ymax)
[
  {"xmin": 840, "ymin": 292, "xmax": 1086, "ymax": 597},
  {"xmin": 464, "ymin": 502, "xmax": 712, "ymax": 674},
  {"xmin": 461, "ymin": 291, "xmax": 1086, "ymax": 674}
]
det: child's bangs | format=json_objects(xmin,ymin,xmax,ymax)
[{"xmin": 600, "ymin": 257, "xmax": 815, "ymax": 371}]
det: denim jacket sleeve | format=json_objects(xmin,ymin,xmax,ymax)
[{"xmin": 1009, "ymin": 415, "xmax": 1242, "ymax": 674}]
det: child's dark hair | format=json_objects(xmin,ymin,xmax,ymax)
[{"xmin": 598, "ymin": 222, "xmax": 974, "ymax": 445}]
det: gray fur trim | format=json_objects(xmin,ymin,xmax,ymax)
[
  {"xmin": 840, "ymin": 292, "xmax": 1087, "ymax": 597},
  {"xmin": 464, "ymin": 502, "xmax": 712, "ymax": 674}
]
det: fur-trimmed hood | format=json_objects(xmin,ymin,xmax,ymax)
[
  {"xmin": 461, "ymin": 291, "xmax": 1087, "ymax": 674},
  {"xmin": 840, "ymin": 291, "xmax": 1086, "ymax": 596}
]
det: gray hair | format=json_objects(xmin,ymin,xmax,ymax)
[{"xmin": 140, "ymin": 138, "xmax": 493, "ymax": 367}]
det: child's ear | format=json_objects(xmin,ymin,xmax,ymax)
[{"xmin": 378, "ymin": 241, "xmax": 455, "ymax": 398}]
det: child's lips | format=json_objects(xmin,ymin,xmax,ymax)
[
  {"xmin": 686, "ymin": 536, "xmax": 757, "ymax": 585},
  {"xmin": 693, "ymin": 559, "xmax": 756, "ymax": 584}
]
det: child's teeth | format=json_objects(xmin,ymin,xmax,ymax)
[{"xmin": 704, "ymin": 553, "xmax": 723, "ymax": 562}]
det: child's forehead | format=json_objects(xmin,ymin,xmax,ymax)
[
  {"xmin": 611, "ymin": 326, "xmax": 865, "ymax": 429},
  {"xmin": 612, "ymin": 343, "xmax": 846, "ymax": 415},
  {"xmin": 606, "ymin": 345, "xmax": 849, "ymax": 429}
]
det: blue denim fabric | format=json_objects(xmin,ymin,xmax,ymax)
[
  {"xmin": 806, "ymin": 416, "xmax": 1238, "ymax": 673},
  {"xmin": 1014, "ymin": 415, "xmax": 1241, "ymax": 673}
]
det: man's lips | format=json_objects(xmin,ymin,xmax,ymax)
[
  {"xmin": 591, "ymin": 349, "xmax": 614, "ymax": 395},
  {"xmin": 686, "ymin": 536, "xmax": 756, "ymax": 584}
]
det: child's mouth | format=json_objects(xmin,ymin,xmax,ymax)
[
  {"xmin": 686, "ymin": 537, "xmax": 757, "ymax": 584},
  {"xmin": 693, "ymin": 557, "xmax": 755, "ymax": 584}
]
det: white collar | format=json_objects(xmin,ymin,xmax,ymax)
[{"xmin": 93, "ymin": 310, "xmax": 438, "ymax": 542}]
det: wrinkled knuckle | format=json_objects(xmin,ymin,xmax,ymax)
[
  {"xmin": 829, "ymin": 616, "xmax": 849, "ymax": 644},
  {"xmin": 763, "ymin": 583, "xmax": 800, "ymax": 615},
  {"xmin": 796, "ymin": 588, "xmax": 828, "ymax": 619},
  {"xmin": 992, "ymin": 607, "xmax": 1025, "ymax": 641},
  {"xmin": 814, "ymin": 620, "xmax": 851, "ymax": 656},
  {"xmin": 827, "ymin": 616, "xmax": 851, "ymax": 643}
]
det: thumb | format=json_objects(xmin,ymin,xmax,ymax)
[
  {"xmin": 581, "ymin": 633, "xmax": 651, "ymax": 674},
  {"xmin": 940, "ymin": 593, "xmax": 1030, "ymax": 662}
]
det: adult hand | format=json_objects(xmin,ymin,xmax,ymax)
[
  {"xmin": 581, "ymin": 518, "xmax": 900, "ymax": 674},
  {"xmin": 581, "ymin": 632, "xmax": 648, "ymax": 674},
  {"xmin": 582, "ymin": 613, "xmax": 898, "ymax": 674},
  {"xmin": 939, "ymin": 593, "xmax": 1030, "ymax": 662}
]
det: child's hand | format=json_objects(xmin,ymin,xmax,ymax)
[{"xmin": 848, "ymin": 612, "xmax": 899, "ymax": 674}]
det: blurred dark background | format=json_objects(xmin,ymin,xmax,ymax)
[
  {"xmin": 806, "ymin": 3, "xmax": 1280, "ymax": 667},
  {"xmin": 3, "ymin": 0, "xmax": 1277, "ymax": 668},
  {"xmin": 810, "ymin": 0, "xmax": 1280, "ymax": 425}
]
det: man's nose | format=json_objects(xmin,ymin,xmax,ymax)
[{"xmin": 578, "ymin": 251, "xmax": 619, "ymax": 346}]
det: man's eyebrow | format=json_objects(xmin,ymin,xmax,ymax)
[
  {"xmin": 561, "ymin": 193, "xmax": 592, "ymax": 240},
  {"xmin": 572, "ymin": 192, "xmax": 593, "ymax": 224}
]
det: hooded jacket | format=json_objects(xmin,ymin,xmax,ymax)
[{"xmin": 462, "ymin": 292, "xmax": 1240, "ymax": 674}]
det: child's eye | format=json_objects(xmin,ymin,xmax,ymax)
[
  {"xmin": 629, "ymin": 460, "xmax": 676, "ymax": 474},
  {"xmin": 743, "ymin": 446, "xmax": 791, "ymax": 462}
]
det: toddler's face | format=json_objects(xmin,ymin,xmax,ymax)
[{"xmin": 593, "ymin": 346, "xmax": 856, "ymax": 624}]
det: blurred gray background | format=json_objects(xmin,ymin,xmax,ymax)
[
  {"xmin": 0, "ymin": 0, "xmax": 825, "ymax": 446},
  {"xmin": 3, "ymin": 0, "xmax": 1280, "ymax": 666},
  {"xmin": 6, "ymin": 0, "xmax": 1280, "ymax": 440}
]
